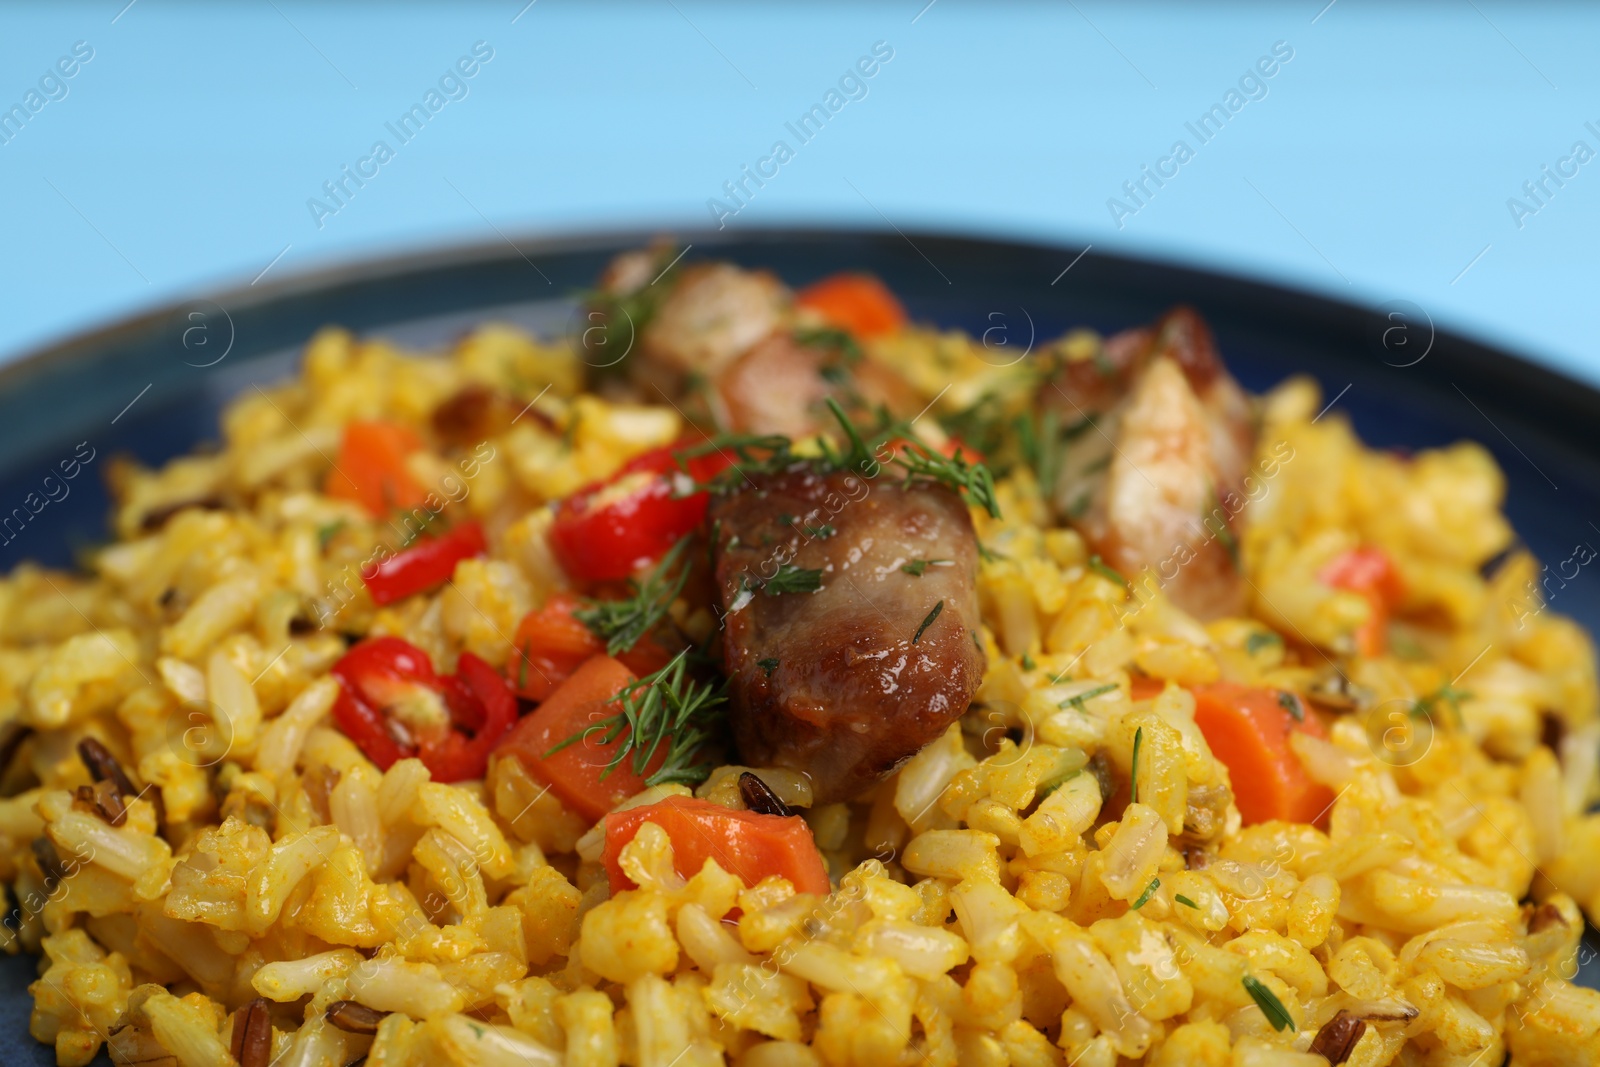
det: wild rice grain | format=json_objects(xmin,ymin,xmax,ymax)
[
  {"xmin": 325, "ymin": 999, "xmax": 389, "ymax": 1034},
  {"xmin": 1307, "ymin": 1010, "xmax": 1366, "ymax": 1065},
  {"xmin": 739, "ymin": 772, "xmax": 794, "ymax": 817},
  {"xmin": 229, "ymin": 997, "xmax": 273, "ymax": 1067}
]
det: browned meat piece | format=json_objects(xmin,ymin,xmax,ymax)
[
  {"xmin": 640, "ymin": 262, "xmax": 787, "ymax": 379},
  {"xmin": 709, "ymin": 470, "xmax": 986, "ymax": 803},
  {"xmin": 594, "ymin": 249, "xmax": 921, "ymax": 437},
  {"xmin": 1046, "ymin": 307, "xmax": 1255, "ymax": 619},
  {"xmin": 712, "ymin": 333, "xmax": 923, "ymax": 437}
]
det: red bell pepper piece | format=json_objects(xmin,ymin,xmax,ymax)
[
  {"xmin": 363, "ymin": 521, "xmax": 487, "ymax": 606},
  {"xmin": 510, "ymin": 593, "xmax": 675, "ymax": 702},
  {"xmin": 330, "ymin": 636, "xmax": 517, "ymax": 782},
  {"xmin": 602, "ymin": 794, "xmax": 831, "ymax": 895},
  {"xmin": 548, "ymin": 440, "xmax": 732, "ymax": 582},
  {"xmin": 1319, "ymin": 547, "xmax": 1403, "ymax": 658}
]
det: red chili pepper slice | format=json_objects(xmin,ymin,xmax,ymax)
[
  {"xmin": 549, "ymin": 440, "xmax": 732, "ymax": 582},
  {"xmin": 363, "ymin": 521, "xmax": 488, "ymax": 606},
  {"xmin": 330, "ymin": 636, "xmax": 517, "ymax": 782}
]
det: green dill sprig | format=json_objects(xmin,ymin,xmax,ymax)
[
  {"xmin": 900, "ymin": 558, "xmax": 950, "ymax": 577},
  {"xmin": 1175, "ymin": 894, "xmax": 1199, "ymax": 909},
  {"xmin": 822, "ymin": 398, "xmax": 1003, "ymax": 519},
  {"xmin": 1036, "ymin": 748, "xmax": 1089, "ymax": 800},
  {"xmin": 1130, "ymin": 725, "xmax": 1144, "ymax": 804},
  {"xmin": 1411, "ymin": 683, "xmax": 1470, "ymax": 726},
  {"xmin": 1131, "ymin": 877, "xmax": 1160, "ymax": 909},
  {"xmin": 1060, "ymin": 682, "xmax": 1118, "ymax": 712},
  {"xmin": 575, "ymin": 245, "xmax": 686, "ymax": 365},
  {"xmin": 1014, "ymin": 408, "xmax": 1063, "ymax": 491},
  {"xmin": 913, "ymin": 601, "xmax": 944, "ymax": 644},
  {"xmin": 1242, "ymin": 976, "xmax": 1295, "ymax": 1032},
  {"xmin": 1088, "ymin": 555, "xmax": 1130, "ymax": 589},
  {"xmin": 1277, "ymin": 690, "xmax": 1306, "ymax": 723},
  {"xmin": 546, "ymin": 650, "xmax": 726, "ymax": 787},
  {"xmin": 574, "ymin": 536, "xmax": 691, "ymax": 655},
  {"xmin": 793, "ymin": 326, "xmax": 864, "ymax": 363},
  {"xmin": 765, "ymin": 564, "xmax": 823, "ymax": 596},
  {"xmin": 1245, "ymin": 631, "xmax": 1282, "ymax": 655}
]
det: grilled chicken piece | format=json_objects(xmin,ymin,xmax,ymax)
[
  {"xmin": 1046, "ymin": 307, "xmax": 1254, "ymax": 619},
  {"xmin": 643, "ymin": 262, "xmax": 787, "ymax": 380},
  {"xmin": 709, "ymin": 470, "xmax": 986, "ymax": 803},
  {"xmin": 595, "ymin": 250, "xmax": 920, "ymax": 436}
]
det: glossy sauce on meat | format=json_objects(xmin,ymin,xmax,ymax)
[
  {"xmin": 1047, "ymin": 307, "xmax": 1255, "ymax": 619},
  {"xmin": 709, "ymin": 469, "xmax": 986, "ymax": 803}
]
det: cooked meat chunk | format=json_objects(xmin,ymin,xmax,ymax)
[
  {"xmin": 639, "ymin": 262, "xmax": 787, "ymax": 379},
  {"xmin": 1046, "ymin": 307, "xmax": 1255, "ymax": 619},
  {"xmin": 710, "ymin": 470, "xmax": 986, "ymax": 803},
  {"xmin": 713, "ymin": 333, "xmax": 922, "ymax": 437},
  {"xmin": 595, "ymin": 250, "xmax": 921, "ymax": 438}
]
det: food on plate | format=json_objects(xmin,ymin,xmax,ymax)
[{"xmin": 1, "ymin": 247, "xmax": 1597, "ymax": 1066}]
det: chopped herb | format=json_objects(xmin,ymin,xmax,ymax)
[
  {"xmin": 1175, "ymin": 894, "xmax": 1199, "ymax": 909},
  {"xmin": 316, "ymin": 521, "xmax": 346, "ymax": 549},
  {"xmin": 1062, "ymin": 414, "xmax": 1097, "ymax": 440},
  {"xmin": 1245, "ymin": 632, "xmax": 1282, "ymax": 655},
  {"xmin": 912, "ymin": 601, "xmax": 944, "ymax": 644},
  {"xmin": 1020, "ymin": 653, "xmax": 1036, "ymax": 671},
  {"xmin": 545, "ymin": 650, "xmax": 726, "ymax": 787},
  {"xmin": 1204, "ymin": 493, "xmax": 1240, "ymax": 569},
  {"xmin": 801, "ymin": 523, "xmax": 836, "ymax": 539},
  {"xmin": 977, "ymin": 542, "xmax": 1009, "ymax": 563},
  {"xmin": 757, "ymin": 658, "xmax": 779, "ymax": 677},
  {"xmin": 1130, "ymin": 725, "xmax": 1144, "ymax": 804},
  {"xmin": 819, "ymin": 399, "xmax": 1004, "ymax": 519},
  {"xmin": 1088, "ymin": 554, "xmax": 1129, "ymax": 589},
  {"xmin": 577, "ymin": 245, "xmax": 686, "ymax": 366},
  {"xmin": 901, "ymin": 558, "xmax": 950, "ymax": 577},
  {"xmin": 574, "ymin": 536, "xmax": 691, "ymax": 655},
  {"xmin": 793, "ymin": 326, "xmax": 864, "ymax": 363},
  {"xmin": 765, "ymin": 564, "xmax": 823, "ymax": 596},
  {"xmin": 972, "ymin": 630, "xmax": 983, "ymax": 651},
  {"xmin": 1014, "ymin": 408, "xmax": 1063, "ymax": 492},
  {"xmin": 1080, "ymin": 454, "xmax": 1111, "ymax": 475},
  {"xmin": 1411, "ymin": 683, "xmax": 1470, "ymax": 726},
  {"xmin": 1068, "ymin": 492, "xmax": 1092, "ymax": 518},
  {"xmin": 1277, "ymin": 690, "xmax": 1306, "ymax": 722},
  {"xmin": 1242, "ymin": 976, "xmax": 1296, "ymax": 1032},
  {"xmin": 1060, "ymin": 682, "xmax": 1119, "ymax": 711},
  {"xmin": 779, "ymin": 513, "xmax": 796, "ymax": 527},
  {"xmin": 1131, "ymin": 877, "xmax": 1160, "ymax": 909},
  {"xmin": 1036, "ymin": 748, "xmax": 1089, "ymax": 799}
]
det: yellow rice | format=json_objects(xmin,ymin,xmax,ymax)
[{"xmin": 0, "ymin": 317, "xmax": 1596, "ymax": 1066}]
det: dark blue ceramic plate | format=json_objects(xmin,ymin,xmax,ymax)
[{"xmin": 0, "ymin": 230, "xmax": 1593, "ymax": 1064}]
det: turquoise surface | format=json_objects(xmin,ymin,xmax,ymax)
[{"xmin": 0, "ymin": 2, "xmax": 1597, "ymax": 380}]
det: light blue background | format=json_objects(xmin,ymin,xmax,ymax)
[{"xmin": 2, "ymin": 1, "xmax": 1596, "ymax": 382}]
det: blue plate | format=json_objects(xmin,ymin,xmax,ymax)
[{"xmin": 0, "ymin": 230, "xmax": 1594, "ymax": 1064}]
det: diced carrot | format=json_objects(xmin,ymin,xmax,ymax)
[
  {"xmin": 495, "ymin": 655, "xmax": 658, "ymax": 822},
  {"xmin": 325, "ymin": 420, "xmax": 428, "ymax": 516},
  {"xmin": 795, "ymin": 273, "xmax": 906, "ymax": 339},
  {"xmin": 1319, "ymin": 547, "xmax": 1403, "ymax": 658},
  {"xmin": 603, "ymin": 795, "xmax": 831, "ymax": 895},
  {"xmin": 1129, "ymin": 677, "xmax": 1166, "ymax": 701},
  {"xmin": 510, "ymin": 594, "xmax": 605, "ymax": 702},
  {"xmin": 1191, "ymin": 683, "xmax": 1333, "ymax": 826},
  {"xmin": 511, "ymin": 595, "xmax": 682, "ymax": 703}
]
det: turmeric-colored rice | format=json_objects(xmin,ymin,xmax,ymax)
[{"xmin": 2, "ymin": 307, "xmax": 1598, "ymax": 1067}]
